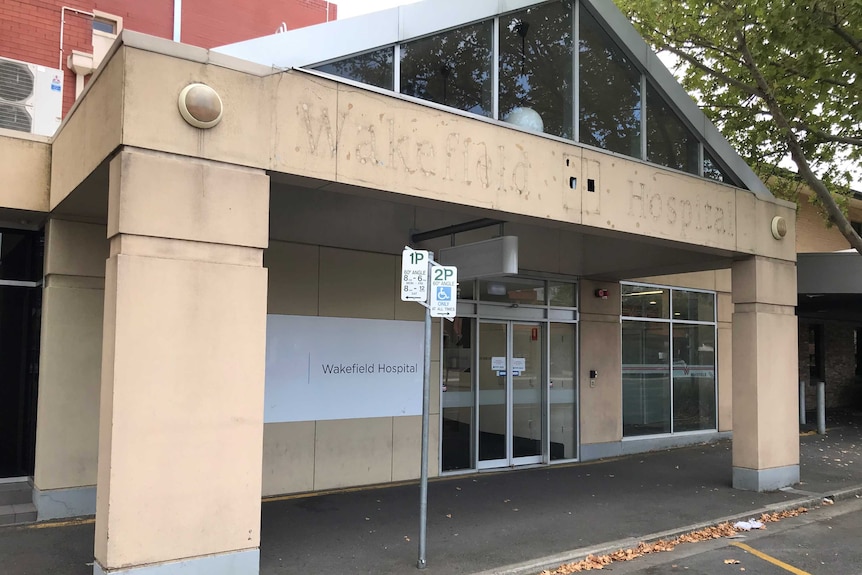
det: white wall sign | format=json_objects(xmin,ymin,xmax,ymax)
[{"xmin": 265, "ymin": 315, "xmax": 424, "ymax": 423}]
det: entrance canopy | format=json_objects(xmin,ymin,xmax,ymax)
[{"xmin": 798, "ymin": 251, "xmax": 862, "ymax": 322}]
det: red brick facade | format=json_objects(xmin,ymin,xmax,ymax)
[{"xmin": 0, "ymin": 0, "xmax": 335, "ymax": 116}]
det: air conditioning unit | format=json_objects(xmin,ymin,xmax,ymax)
[{"xmin": 0, "ymin": 56, "xmax": 63, "ymax": 137}]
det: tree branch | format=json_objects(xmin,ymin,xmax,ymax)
[
  {"xmin": 816, "ymin": 5, "xmax": 862, "ymax": 54},
  {"xmin": 832, "ymin": 23, "xmax": 862, "ymax": 54},
  {"xmin": 796, "ymin": 123, "xmax": 862, "ymax": 147},
  {"xmin": 658, "ymin": 43, "xmax": 761, "ymax": 98},
  {"xmin": 735, "ymin": 29, "xmax": 862, "ymax": 255}
]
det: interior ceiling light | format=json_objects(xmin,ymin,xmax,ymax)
[{"xmin": 629, "ymin": 290, "xmax": 664, "ymax": 296}]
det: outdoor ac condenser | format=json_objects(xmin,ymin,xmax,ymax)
[{"xmin": 0, "ymin": 56, "xmax": 63, "ymax": 137}]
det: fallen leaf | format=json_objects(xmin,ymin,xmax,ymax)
[
  {"xmin": 724, "ymin": 559, "xmax": 741, "ymax": 564},
  {"xmin": 541, "ymin": 508, "xmax": 808, "ymax": 574}
]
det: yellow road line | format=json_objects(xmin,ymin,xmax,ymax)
[
  {"xmin": 732, "ymin": 542, "xmax": 812, "ymax": 575},
  {"xmin": 23, "ymin": 518, "xmax": 95, "ymax": 530}
]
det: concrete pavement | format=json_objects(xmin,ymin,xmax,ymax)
[{"xmin": 1, "ymin": 412, "xmax": 860, "ymax": 575}]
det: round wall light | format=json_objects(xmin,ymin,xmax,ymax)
[
  {"xmin": 771, "ymin": 216, "xmax": 788, "ymax": 240},
  {"xmin": 178, "ymin": 83, "xmax": 223, "ymax": 129}
]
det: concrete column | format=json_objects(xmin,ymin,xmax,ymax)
[
  {"xmin": 578, "ymin": 280, "xmax": 623, "ymax": 461},
  {"xmin": 731, "ymin": 256, "xmax": 799, "ymax": 491},
  {"xmin": 33, "ymin": 219, "xmax": 107, "ymax": 519},
  {"xmin": 94, "ymin": 149, "xmax": 269, "ymax": 575}
]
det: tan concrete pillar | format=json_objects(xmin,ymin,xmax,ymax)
[
  {"xmin": 578, "ymin": 280, "xmax": 623, "ymax": 460},
  {"xmin": 94, "ymin": 149, "xmax": 269, "ymax": 575},
  {"xmin": 33, "ymin": 219, "xmax": 107, "ymax": 519},
  {"xmin": 731, "ymin": 256, "xmax": 799, "ymax": 491}
]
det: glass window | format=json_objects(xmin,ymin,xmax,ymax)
[
  {"xmin": 93, "ymin": 17, "xmax": 116, "ymax": 34},
  {"xmin": 479, "ymin": 277, "xmax": 545, "ymax": 305},
  {"xmin": 499, "ymin": 1, "xmax": 574, "ymax": 138},
  {"xmin": 400, "ymin": 21, "xmax": 494, "ymax": 116},
  {"xmin": 442, "ymin": 317, "xmax": 474, "ymax": 471},
  {"xmin": 621, "ymin": 284, "xmax": 669, "ymax": 319},
  {"xmin": 549, "ymin": 323, "xmax": 577, "ymax": 459},
  {"xmin": 703, "ymin": 151, "xmax": 731, "ymax": 183},
  {"xmin": 0, "ymin": 230, "xmax": 42, "ymax": 282},
  {"xmin": 313, "ymin": 47, "xmax": 395, "ymax": 90},
  {"xmin": 646, "ymin": 83, "xmax": 699, "ymax": 174},
  {"xmin": 672, "ymin": 324, "xmax": 716, "ymax": 432},
  {"xmin": 457, "ymin": 279, "xmax": 476, "ymax": 301},
  {"xmin": 548, "ymin": 281, "xmax": 576, "ymax": 308},
  {"xmin": 672, "ymin": 290, "xmax": 715, "ymax": 322},
  {"xmin": 622, "ymin": 284, "xmax": 717, "ymax": 437},
  {"xmin": 579, "ymin": 7, "xmax": 642, "ymax": 157},
  {"xmin": 622, "ymin": 321, "xmax": 671, "ymax": 436}
]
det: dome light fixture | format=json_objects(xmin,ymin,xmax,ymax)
[
  {"xmin": 178, "ymin": 83, "xmax": 223, "ymax": 129},
  {"xmin": 771, "ymin": 216, "xmax": 788, "ymax": 240},
  {"xmin": 504, "ymin": 107, "xmax": 544, "ymax": 133}
]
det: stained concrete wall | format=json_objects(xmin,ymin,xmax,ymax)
[
  {"xmin": 34, "ymin": 220, "xmax": 107, "ymax": 493},
  {"xmin": 0, "ymin": 131, "xmax": 50, "ymax": 212}
]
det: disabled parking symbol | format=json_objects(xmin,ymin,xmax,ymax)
[{"xmin": 436, "ymin": 286, "xmax": 452, "ymax": 301}]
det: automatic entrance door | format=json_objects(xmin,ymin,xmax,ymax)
[{"xmin": 477, "ymin": 321, "xmax": 543, "ymax": 468}]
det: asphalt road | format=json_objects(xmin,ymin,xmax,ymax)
[{"xmin": 597, "ymin": 497, "xmax": 862, "ymax": 575}]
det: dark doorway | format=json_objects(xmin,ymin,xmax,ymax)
[{"xmin": 0, "ymin": 229, "xmax": 43, "ymax": 478}]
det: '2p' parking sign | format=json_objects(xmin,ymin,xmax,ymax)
[{"xmin": 430, "ymin": 266, "xmax": 457, "ymax": 318}]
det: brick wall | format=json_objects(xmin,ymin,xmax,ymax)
[
  {"xmin": 795, "ymin": 193, "xmax": 862, "ymax": 253},
  {"xmin": 1, "ymin": 0, "xmax": 331, "ymax": 118},
  {"xmin": 799, "ymin": 320, "xmax": 862, "ymax": 410},
  {"xmin": 182, "ymin": 0, "xmax": 335, "ymax": 48}
]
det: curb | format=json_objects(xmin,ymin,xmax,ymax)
[{"xmin": 471, "ymin": 484, "xmax": 862, "ymax": 575}]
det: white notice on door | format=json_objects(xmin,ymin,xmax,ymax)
[
  {"xmin": 491, "ymin": 356, "xmax": 506, "ymax": 371},
  {"xmin": 512, "ymin": 357, "xmax": 526, "ymax": 371}
]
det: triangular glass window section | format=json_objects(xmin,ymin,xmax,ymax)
[
  {"xmin": 579, "ymin": 5, "xmax": 642, "ymax": 158},
  {"xmin": 400, "ymin": 20, "xmax": 494, "ymax": 117},
  {"xmin": 499, "ymin": 1, "xmax": 574, "ymax": 139},
  {"xmin": 312, "ymin": 47, "xmax": 395, "ymax": 91},
  {"xmin": 703, "ymin": 151, "xmax": 732, "ymax": 183},
  {"xmin": 306, "ymin": 1, "xmax": 738, "ymax": 184},
  {"xmin": 646, "ymin": 83, "xmax": 699, "ymax": 175}
]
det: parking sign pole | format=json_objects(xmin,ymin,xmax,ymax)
[{"xmin": 417, "ymin": 257, "xmax": 432, "ymax": 570}]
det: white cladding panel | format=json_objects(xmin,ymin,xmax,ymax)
[{"xmin": 265, "ymin": 315, "xmax": 424, "ymax": 422}]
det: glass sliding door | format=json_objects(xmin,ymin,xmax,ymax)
[
  {"xmin": 477, "ymin": 321, "xmax": 544, "ymax": 468},
  {"xmin": 478, "ymin": 322, "xmax": 508, "ymax": 467},
  {"xmin": 511, "ymin": 323, "xmax": 542, "ymax": 464},
  {"xmin": 549, "ymin": 323, "xmax": 577, "ymax": 460},
  {"xmin": 441, "ymin": 318, "xmax": 474, "ymax": 471}
]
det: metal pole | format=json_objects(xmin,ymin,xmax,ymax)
[
  {"xmin": 817, "ymin": 381, "xmax": 826, "ymax": 435},
  {"xmin": 417, "ymin": 263, "xmax": 432, "ymax": 569},
  {"xmin": 799, "ymin": 380, "xmax": 806, "ymax": 425}
]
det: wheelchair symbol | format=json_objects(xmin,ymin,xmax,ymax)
[{"xmin": 436, "ymin": 286, "xmax": 452, "ymax": 301}]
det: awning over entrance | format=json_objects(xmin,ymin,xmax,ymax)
[{"xmin": 798, "ymin": 251, "xmax": 862, "ymax": 322}]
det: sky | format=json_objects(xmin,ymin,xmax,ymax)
[{"xmin": 334, "ymin": 0, "xmax": 422, "ymax": 20}]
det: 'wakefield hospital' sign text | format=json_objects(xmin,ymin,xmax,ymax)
[{"xmin": 264, "ymin": 315, "xmax": 424, "ymax": 423}]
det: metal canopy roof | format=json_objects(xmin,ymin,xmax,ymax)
[
  {"xmin": 798, "ymin": 251, "xmax": 862, "ymax": 295},
  {"xmin": 214, "ymin": 0, "xmax": 773, "ymax": 199}
]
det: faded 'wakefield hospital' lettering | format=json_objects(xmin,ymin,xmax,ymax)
[
  {"xmin": 627, "ymin": 181, "xmax": 734, "ymax": 238},
  {"xmin": 298, "ymin": 100, "xmax": 531, "ymax": 197}
]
